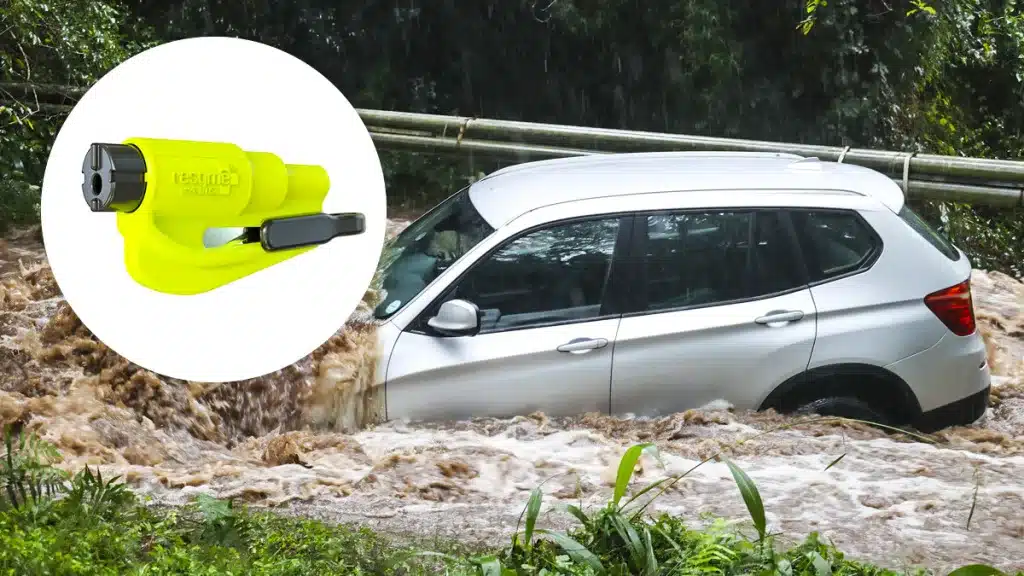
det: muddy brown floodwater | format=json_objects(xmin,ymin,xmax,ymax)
[{"xmin": 1, "ymin": 221, "xmax": 1022, "ymax": 574}]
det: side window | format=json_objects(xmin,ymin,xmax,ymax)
[
  {"xmin": 446, "ymin": 217, "xmax": 622, "ymax": 332},
  {"xmin": 643, "ymin": 210, "xmax": 804, "ymax": 312},
  {"xmin": 790, "ymin": 210, "xmax": 880, "ymax": 282}
]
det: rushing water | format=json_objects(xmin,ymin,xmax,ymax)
[{"xmin": 1, "ymin": 222, "xmax": 1022, "ymax": 573}]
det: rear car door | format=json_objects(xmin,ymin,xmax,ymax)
[
  {"xmin": 611, "ymin": 209, "xmax": 817, "ymax": 415},
  {"xmin": 788, "ymin": 208, "xmax": 930, "ymax": 367},
  {"xmin": 385, "ymin": 215, "xmax": 632, "ymax": 421}
]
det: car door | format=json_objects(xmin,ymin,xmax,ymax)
[
  {"xmin": 611, "ymin": 208, "xmax": 817, "ymax": 416},
  {"xmin": 385, "ymin": 215, "xmax": 632, "ymax": 421}
]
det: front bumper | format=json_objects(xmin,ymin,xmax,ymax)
[{"xmin": 915, "ymin": 384, "xmax": 990, "ymax": 433}]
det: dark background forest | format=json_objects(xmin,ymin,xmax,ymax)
[{"xmin": 1, "ymin": 0, "xmax": 1022, "ymax": 277}]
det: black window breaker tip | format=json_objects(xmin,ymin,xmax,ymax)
[{"xmin": 258, "ymin": 212, "xmax": 366, "ymax": 252}]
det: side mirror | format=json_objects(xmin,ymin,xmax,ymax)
[{"xmin": 427, "ymin": 299, "xmax": 481, "ymax": 337}]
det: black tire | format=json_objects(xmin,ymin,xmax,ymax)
[{"xmin": 793, "ymin": 396, "xmax": 890, "ymax": 426}]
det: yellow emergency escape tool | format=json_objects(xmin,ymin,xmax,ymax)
[{"xmin": 81, "ymin": 138, "xmax": 365, "ymax": 295}]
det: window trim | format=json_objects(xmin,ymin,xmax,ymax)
[
  {"xmin": 619, "ymin": 208, "xmax": 811, "ymax": 318},
  {"xmin": 406, "ymin": 212, "xmax": 636, "ymax": 336},
  {"xmin": 787, "ymin": 207, "xmax": 884, "ymax": 288}
]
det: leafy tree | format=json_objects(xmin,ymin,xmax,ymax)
[
  {"xmin": 0, "ymin": 0, "xmax": 154, "ymax": 231},
  {"xmin": 0, "ymin": 0, "xmax": 1020, "ymax": 275}
]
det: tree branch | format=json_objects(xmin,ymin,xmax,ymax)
[
  {"xmin": 0, "ymin": 82, "xmax": 87, "ymax": 98},
  {"xmin": 0, "ymin": 101, "xmax": 72, "ymax": 114}
]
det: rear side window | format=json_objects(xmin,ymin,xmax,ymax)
[
  {"xmin": 790, "ymin": 210, "xmax": 881, "ymax": 283},
  {"xmin": 897, "ymin": 205, "xmax": 961, "ymax": 261},
  {"xmin": 641, "ymin": 210, "xmax": 804, "ymax": 311}
]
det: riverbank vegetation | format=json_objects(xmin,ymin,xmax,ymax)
[{"xmin": 1, "ymin": 428, "xmax": 1017, "ymax": 575}]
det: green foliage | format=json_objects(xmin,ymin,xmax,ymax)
[
  {"xmin": 63, "ymin": 466, "xmax": 134, "ymax": 524},
  {"xmin": 379, "ymin": 151, "xmax": 494, "ymax": 213},
  {"xmin": 890, "ymin": 0, "xmax": 1024, "ymax": 277},
  {"xmin": 1, "ymin": 0, "xmax": 1021, "ymax": 278},
  {"xmin": 802, "ymin": 1, "xmax": 937, "ymax": 35},
  {"xmin": 1, "ymin": 425, "xmax": 67, "ymax": 510},
  {"xmin": 949, "ymin": 566, "xmax": 1010, "ymax": 576},
  {"xmin": 723, "ymin": 458, "xmax": 766, "ymax": 542},
  {"xmin": 0, "ymin": 0, "xmax": 153, "ymax": 183},
  {"xmin": 1, "ymin": 428, "xmax": 1021, "ymax": 575},
  {"xmin": 611, "ymin": 443, "xmax": 657, "ymax": 509},
  {"xmin": 193, "ymin": 492, "xmax": 249, "ymax": 550},
  {"xmin": 0, "ymin": 180, "xmax": 40, "ymax": 235},
  {"xmin": 467, "ymin": 441, "xmax": 1018, "ymax": 576},
  {"xmin": 0, "ymin": 429, "xmax": 467, "ymax": 574},
  {"xmin": 933, "ymin": 203, "xmax": 1023, "ymax": 278}
]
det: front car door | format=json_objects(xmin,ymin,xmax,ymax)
[
  {"xmin": 385, "ymin": 214, "xmax": 632, "ymax": 421},
  {"xmin": 611, "ymin": 208, "xmax": 818, "ymax": 416}
]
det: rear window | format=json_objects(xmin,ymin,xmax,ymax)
[
  {"xmin": 790, "ymin": 210, "xmax": 881, "ymax": 283},
  {"xmin": 897, "ymin": 205, "xmax": 961, "ymax": 261}
]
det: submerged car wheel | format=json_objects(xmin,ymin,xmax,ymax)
[{"xmin": 793, "ymin": 396, "xmax": 890, "ymax": 426}]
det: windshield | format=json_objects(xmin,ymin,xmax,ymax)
[{"xmin": 373, "ymin": 189, "xmax": 495, "ymax": 320}]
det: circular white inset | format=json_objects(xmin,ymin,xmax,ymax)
[{"xmin": 41, "ymin": 37, "xmax": 387, "ymax": 383}]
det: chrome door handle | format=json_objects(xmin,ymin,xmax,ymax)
[
  {"xmin": 754, "ymin": 310, "xmax": 805, "ymax": 325},
  {"xmin": 557, "ymin": 338, "xmax": 609, "ymax": 354}
]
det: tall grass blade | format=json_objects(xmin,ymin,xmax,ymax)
[
  {"xmin": 536, "ymin": 529, "xmax": 604, "ymax": 573},
  {"xmin": 513, "ymin": 477, "xmax": 557, "ymax": 549},
  {"xmin": 651, "ymin": 524, "xmax": 684, "ymax": 556},
  {"xmin": 565, "ymin": 504, "xmax": 589, "ymax": 528},
  {"xmin": 621, "ymin": 477, "xmax": 670, "ymax": 516},
  {"xmin": 523, "ymin": 487, "xmax": 542, "ymax": 551},
  {"xmin": 613, "ymin": 443, "xmax": 657, "ymax": 509},
  {"xmin": 966, "ymin": 468, "xmax": 980, "ymax": 530},
  {"xmin": 609, "ymin": 512, "xmax": 644, "ymax": 568},
  {"xmin": 724, "ymin": 459, "xmax": 766, "ymax": 541},
  {"xmin": 641, "ymin": 526, "xmax": 657, "ymax": 576},
  {"xmin": 823, "ymin": 453, "xmax": 846, "ymax": 471},
  {"xmin": 3, "ymin": 429, "xmax": 18, "ymax": 508}
]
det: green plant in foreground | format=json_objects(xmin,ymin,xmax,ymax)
[
  {"xmin": 64, "ymin": 465, "xmax": 134, "ymax": 523},
  {"xmin": 0, "ymin": 427, "xmax": 1020, "ymax": 576},
  {"xmin": 430, "ymin": 427, "xmax": 1018, "ymax": 576},
  {"xmin": 1, "ymin": 425, "xmax": 67, "ymax": 510}
]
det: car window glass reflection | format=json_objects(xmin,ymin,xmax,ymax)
[{"xmin": 450, "ymin": 218, "xmax": 621, "ymax": 332}]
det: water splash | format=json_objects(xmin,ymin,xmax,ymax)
[{"xmin": 1, "ymin": 223, "xmax": 1023, "ymax": 573}]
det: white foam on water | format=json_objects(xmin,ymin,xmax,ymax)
[{"xmin": 1, "ymin": 222, "xmax": 1023, "ymax": 573}]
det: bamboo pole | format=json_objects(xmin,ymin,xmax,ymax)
[
  {"xmin": 358, "ymin": 109, "xmax": 1024, "ymax": 188},
  {"xmin": 0, "ymin": 82, "xmax": 85, "ymax": 97},
  {"xmin": 3, "ymin": 84, "xmax": 1021, "ymax": 208},
  {"xmin": 367, "ymin": 131, "xmax": 1024, "ymax": 207},
  {"xmin": 369, "ymin": 132, "xmax": 602, "ymax": 160}
]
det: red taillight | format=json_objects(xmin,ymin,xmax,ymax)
[{"xmin": 924, "ymin": 279, "xmax": 976, "ymax": 336}]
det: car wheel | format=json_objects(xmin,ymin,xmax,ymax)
[{"xmin": 793, "ymin": 396, "xmax": 890, "ymax": 426}]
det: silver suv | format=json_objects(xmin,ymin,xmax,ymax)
[{"xmin": 372, "ymin": 152, "xmax": 991, "ymax": 431}]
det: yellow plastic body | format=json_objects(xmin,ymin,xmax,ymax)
[{"xmin": 116, "ymin": 138, "xmax": 330, "ymax": 295}]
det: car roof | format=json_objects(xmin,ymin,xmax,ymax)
[{"xmin": 467, "ymin": 152, "xmax": 905, "ymax": 227}]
